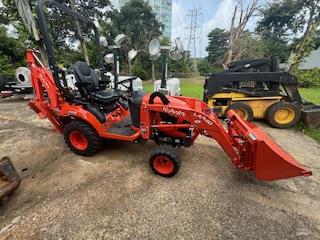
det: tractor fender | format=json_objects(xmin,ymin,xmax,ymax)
[{"xmin": 59, "ymin": 104, "xmax": 107, "ymax": 137}]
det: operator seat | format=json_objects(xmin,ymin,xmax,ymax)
[{"xmin": 73, "ymin": 61, "xmax": 119, "ymax": 104}]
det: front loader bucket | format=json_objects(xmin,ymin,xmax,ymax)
[
  {"xmin": 0, "ymin": 157, "xmax": 21, "ymax": 200},
  {"xmin": 227, "ymin": 111, "xmax": 312, "ymax": 181}
]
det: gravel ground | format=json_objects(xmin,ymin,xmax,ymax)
[{"xmin": 0, "ymin": 98, "xmax": 319, "ymax": 240}]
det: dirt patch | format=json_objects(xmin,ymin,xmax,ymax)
[{"xmin": 0, "ymin": 99, "xmax": 319, "ymax": 240}]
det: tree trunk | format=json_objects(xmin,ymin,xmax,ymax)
[
  {"xmin": 69, "ymin": 0, "xmax": 90, "ymax": 65},
  {"xmin": 226, "ymin": 6, "xmax": 237, "ymax": 66},
  {"xmin": 289, "ymin": 8, "xmax": 316, "ymax": 72}
]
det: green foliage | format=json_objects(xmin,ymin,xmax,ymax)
[
  {"xmin": 256, "ymin": 0, "xmax": 304, "ymax": 61},
  {"xmin": 257, "ymin": 0, "xmax": 320, "ymax": 64},
  {"xmin": 114, "ymin": 0, "xmax": 162, "ymax": 50},
  {"xmin": 293, "ymin": 69, "xmax": 320, "ymax": 88},
  {"xmin": 198, "ymin": 59, "xmax": 223, "ymax": 76},
  {"xmin": 296, "ymin": 123, "xmax": 320, "ymax": 142},
  {"xmin": 315, "ymin": 30, "xmax": 320, "ymax": 49},
  {"xmin": 206, "ymin": 28, "xmax": 228, "ymax": 65},
  {"xmin": 0, "ymin": 26, "xmax": 25, "ymax": 77},
  {"xmin": 132, "ymin": 62, "xmax": 149, "ymax": 80}
]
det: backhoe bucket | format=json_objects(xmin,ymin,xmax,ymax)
[
  {"xmin": 227, "ymin": 111, "xmax": 312, "ymax": 181},
  {"xmin": 0, "ymin": 157, "xmax": 21, "ymax": 200}
]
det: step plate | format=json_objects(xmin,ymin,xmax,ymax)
[{"xmin": 106, "ymin": 117, "xmax": 136, "ymax": 136}]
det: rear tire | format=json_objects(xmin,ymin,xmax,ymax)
[
  {"xmin": 226, "ymin": 102, "xmax": 254, "ymax": 121},
  {"xmin": 266, "ymin": 101, "xmax": 301, "ymax": 129},
  {"xmin": 149, "ymin": 145, "xmax": 181, "ymax": 178},
  {"xmin": 63, "ymin": 121, "xmax": 102, "ymax": 156}
]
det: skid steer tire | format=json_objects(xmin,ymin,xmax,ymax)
[
  {"xmin": 149, "ymin": 146, "xmax": 181, "ymax": 178},
  {"xmin": 266, "ymin": 101, "xmax": 301, "ymax": 129},
  {"xmin": 226, "ymin": 102, "xmax": 254, "ymax": 121},
  {"xmin": 63, "ymin": 121, "xmax": 102, "ymax": 156}
]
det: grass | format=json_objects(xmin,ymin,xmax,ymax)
[
  {"xmin": 143, "ymin": 77, "xmax": 204, "ymax": 99},
  {"xmin": 296, "ymin": 123, "xmax": 320, "ymax": 142},
  {"xmin": 297, "ymin": 88, "xmax": 320, "ymax": 142},
  {"xmin": 143, "ymin": 78, "xmax": 320, "ymax": 142},
  {"xmin": 299, "ymin": 88, "xmax": 320, "ymax": 104}
]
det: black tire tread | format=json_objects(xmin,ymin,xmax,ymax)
[
  {"xmin": 149, "ymin": 145, "xmax": 181, "ymax": 178},
  {"xmin": 226, "ymin": 102, "xmax": 254, "ymax": 121},
  {"xmin": 266, "ymin": 101, "xmax": 301, "ymax": 129},
  {"xmin": 63, "ymin": 120, "xmax": 102, "ymax": 156}
]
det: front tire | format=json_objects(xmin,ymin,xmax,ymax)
[
  {"xmin": 63, "ymin": 121, "xmax": 102, "ymax": 156},
  {"xmin": 149, "ymin": 145, "xmax": 181, "ymax": 178}
]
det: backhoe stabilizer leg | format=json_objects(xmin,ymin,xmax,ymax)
[{"xmin": 226, "ymin": 110, "xmax": 312, "ymax": 181}]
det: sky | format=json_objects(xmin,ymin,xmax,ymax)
[
  {"xmin": 1, "ymin": 0, "xmax": 260, "ymax": 57},
  {"xmin": 172, "ymin": 0, "xmax": 235, "ymax": 57},
  {"xmin": 172, "ymin": 0, "xmax": 261, "ymax": 58}
]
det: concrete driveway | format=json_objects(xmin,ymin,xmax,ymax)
[{"xmin": 0, "ymin": 99, "xmax": 319, "ymax": 240}]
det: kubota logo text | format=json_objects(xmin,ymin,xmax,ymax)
[{"xmin": 163, "ymin": 106, "xmax": 186, "ymax": 117}]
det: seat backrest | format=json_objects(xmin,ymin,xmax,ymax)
[
  {"xmin": 74, "ymin": 61, "xmax": 99, "ymax": 93},
  {"xmin": 128, "ymin": 91, "xmax": 146, "ymax": 127}
]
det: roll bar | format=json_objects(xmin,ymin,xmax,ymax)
[{"xmin": 35, "ymin": 0, "xmax": 104, "ymax": 95}]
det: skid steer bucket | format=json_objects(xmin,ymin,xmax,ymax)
[
  {"xmin": 227, "ymin": 111, "xmax": 312, "ymax": 181},
  {"xmin": 0, "ymin": 157, "xmax": 21, "ymax": 200},
  {"xmin": 301, "ymin": 104, "xmax": 320, "ymax": 128}
]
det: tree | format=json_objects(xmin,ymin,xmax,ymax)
[
  {"xmin": 257, "ymin": 0, "xmax": 320, "ymax": 68},
  {"xmin": 315, "ymin": 29, "xmax": 320, "ymax": 49},
  {"xmin": 113, "ymin": 0, "xmax": 163, "ymax": 78},
  {"xmin": 0, "ymin": 26, "xmax": 25, "ymax": 76},
  {"xmin": 206, "ymin": 28, "xmax": 228, "ymax": 65},
  {"xmin": 226, "ymin": 0, "xmax": 260, "ymax": 65},
  {"xmin": 289, "ymin": 0, "xmax": 320, "ymax": 71}
]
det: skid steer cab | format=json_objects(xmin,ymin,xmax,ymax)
[{"xmin": 27, "ymin": 0, "xmax": 312, "ymax": 181}]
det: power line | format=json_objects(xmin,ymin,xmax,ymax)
[{"xmin": 185, "ymin": 8, "xmax": 203, "ymax": 73}]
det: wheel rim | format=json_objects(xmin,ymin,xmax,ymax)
[
  {"xmin": 234, "ymin": 109, "xmax": 248, "ymax": 120},
  {"xmin": 274, "ymin": 107, "xmax": 295, "ymax": 124},
  {"xmin": 69, "ymin": 131, "xmax": 88, "ymax": 150},
  {"xmin": 153, "ymin": 156, "xmax": 174, "ymax": 175}
]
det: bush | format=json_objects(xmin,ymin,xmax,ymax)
[
  {"xmin": 198, "ymin": 59, "xmax": 224, "ymax": 76},
  {"xmin": 132, "ymin": 62, "xmax": 149, "ymax": 80},
  {"xmin": 293, "ymin": 68, "xmax": 320, "ymax": 88}
]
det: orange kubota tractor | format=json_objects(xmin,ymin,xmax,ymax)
[{"xmin": 25, "ymin": 0, "xmax": 312, "ymax": 181}]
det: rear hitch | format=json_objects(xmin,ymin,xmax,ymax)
[{"xmin": 0, "ymin": 157, "xmax": 21, "ymax": 201}]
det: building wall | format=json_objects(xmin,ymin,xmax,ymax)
[{"xmin": 118, "ymin": 0, "xmax": 172, "ymax": 39}]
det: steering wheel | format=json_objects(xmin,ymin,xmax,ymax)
[{"xmin": 118, "ymin": 77, "xmax": 137, "ymax": 92}]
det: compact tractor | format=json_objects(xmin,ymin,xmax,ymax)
[{"xmin": 23, "ymin": 0, "xmax": 312, "ymax": 181}]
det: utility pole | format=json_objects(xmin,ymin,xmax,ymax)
[{"xmin": 186, "ymin": 8, "xmax": 202, "ymax": 74}]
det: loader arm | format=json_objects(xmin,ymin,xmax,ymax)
[{"xmin": 143, "ymin": 96, "xmax": 312, "ymax": 181}]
